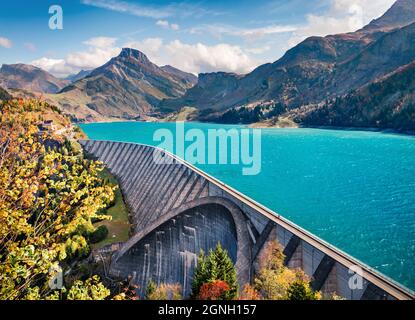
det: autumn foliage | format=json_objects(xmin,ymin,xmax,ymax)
[
  {"xmin": 192, "ymin": 243, "xmax": 238, "ymax": 300},
  {"xmin": 253, "ymin": 240, "xmax": 321, "ymax": 300},
  {"xmin": 198, "ymin": 280, "xmax": 230, "ymax": 300},
  {"xmin": 145, "ymin": 280, "xmax": 182, "ymax": 300},
  {"xmin": 0, "ymin": 99, "xmax": 115, "ymax": 300},
  {"xmin": 239, "ymin": 284, "xmax": 261, "ymax": 300}
]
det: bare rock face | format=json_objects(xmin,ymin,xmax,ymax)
[
  {"xmin": 362, "ymin": 0, "xmax": 415, "ymax": 32},
  {"xmin": 161, "ymin": 72, "xmax": 243, "ymax": 112},
  {"xmin": 161, "ymin": 65, "xmax": 198, "ymax": 87},
  {"xmin": 64, "ymin": 69, "xmax": 92, "ymax": 83},
  {"xmin": 0, "ymin": 64, "xmax": 69, "ymax": 94}
]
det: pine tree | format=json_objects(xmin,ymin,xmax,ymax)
[
  {"xmin": 285, "ymin": 280, "xmax": 321, "ymax": 300},
  {"xmin": 191, "ymin": 243, "xmax": 238, "ymax": 300},
  {"xmin": 145, "ymin": 280, "xmax": 157, "ymax": 299}
]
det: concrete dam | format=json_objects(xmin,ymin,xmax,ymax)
[{"xmin": 81, "ymin": 140, "xmax": 414, "ymax": 300}]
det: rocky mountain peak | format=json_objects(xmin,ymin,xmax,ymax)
[
  {"xmin": 118, "ymin": 48, "xmax": 151, "ymax": 64},
  {"xmin": 363, "ymin": 0, "xmax": 415, "ymax": 32}
]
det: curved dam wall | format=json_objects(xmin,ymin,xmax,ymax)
[
  {"xmin": 115, "ymin": 204, "xmax": 238, "ymax": 297},
  {"xmin": 80, "ymin": 140, "xmax": 414, "ymax": 300}
]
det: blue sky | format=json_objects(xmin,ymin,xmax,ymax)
[{"xmin": 0, "ymin": 0, "xmax": 396, "ymax": 77}]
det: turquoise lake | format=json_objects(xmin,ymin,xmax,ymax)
[{"xmin": 80, "ymin": 122, "xmax": 415, "ymax": 291}]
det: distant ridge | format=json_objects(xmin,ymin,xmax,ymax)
[
  {"xmin": 0, "ymin": 64, "xmax": 69, "ymax": 94},
  {"xmin": 64, "ymin": 69, "xmax": 92, "ymax": 83}
]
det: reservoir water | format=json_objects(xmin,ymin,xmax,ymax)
[{"xmin": 80, "ymin": 122, "xmax": 415, "ymax": 291}]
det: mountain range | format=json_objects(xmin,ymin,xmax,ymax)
[
  {"xmin": 161, "ymin": 0, "xmax": 415, "ymax": 131},
  {"xmin": 0, "ymin": 0, "xmax": 414, "ymax": 130}
]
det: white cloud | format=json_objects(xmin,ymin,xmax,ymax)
[
  {"xmin": 156, "ymin": 20, "xmax": 180, "ymax": 31},
  {"xmin": 31, "ymin": 58, "xmax": 74, "ymax": 78},
  {"xmin": 165, "ymin": 41, "xmax": 257, "ymax": 74},
  {"xmin": 83, "ymin": 36, "xmax": 117, "ymax": 48},
  {"xmin": 288, "ymin": 0, "xmax": 396, "ymax": 47},
  {"xmin": 124, "ymin": 38, "xmax": 163, "ymax": 58},
  {"xmin": 156, "ymin": 20, "xmax": 169, "ymax": 28},
  {"xmin": 32, "ymin": 34, "xmax": 259, "ymax": 78},
  {"xmin": 66, "ymin": 46, "xmax": 120, "ymax": 70},
  {"xmin": 246, "ymin": 45, "xmax": 271, "ymax": 55},
  {"xmin": 190, "ymin": 24, "xmax": 297, "ymax": 40},
  {"xmin": 0, "ymin": 37, "xmax": 12, "ymax": 49},
  {"xmin": 32, "ymin": 36, "xmax": 121, "ymax": 77},
  {"xmin": 126, "ymin": 38, "xmax": 258, "ymax": 75}
]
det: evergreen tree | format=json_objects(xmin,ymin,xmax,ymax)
[
  {"xmin": 285, "ymin": 280, "xmax": 320, "ymax": 301},
  {"xmin": 191, "ymin": 243, "xmax": 238, "ymax": 300},
  {"xmin": 145, "ymin": 280, "xmax": 157, "ymax": 299}
]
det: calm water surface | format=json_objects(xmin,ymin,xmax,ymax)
[{"xmin": 80, "ymin": 122, "xmax": 415, "ymax": 291}]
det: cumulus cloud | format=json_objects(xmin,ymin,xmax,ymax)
[
  {"xmin": 124, "ymin": 38, "xmax": 164, "ymax": 58},
  {"xmin": 66, "ymin": 46, "xmax": 120, "ymax": 70},
  {"xmin": 31, "ymin": 58, "xmax": 74, "ymax": 78},
  {"xmin": 0, "ymin": 37, "xmax": 12, "ymax": 48},
  {"xmin": 164, "ymin": 41, "xmax": 257, "ymax": 74},
  {"xmin": 83, "ymin": 36, "xmax": 117, "ymax": 48},
  {"xmin": 288, "ymin": 0, "xmax": 395, "ymax": 47},
  {"xmin": 156, "ymin": 20, "xmax": 180, "ymax": 31},
  {"xmin": 32, "ymin": 36, "xmax": 120, "ymax": 77},
  {"xmin": 126, "ymin": 38, "xmax": 258, "ymax": 75}
]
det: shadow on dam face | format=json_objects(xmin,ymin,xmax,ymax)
[{"xmin": 114, "ymin": 203, "xmax": 238, "ymax": 298}]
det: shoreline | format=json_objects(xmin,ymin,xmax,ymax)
[
  {"xmin": 298, "ymin": 125, "xmax": 415, "ymax": 137},
  {"xmin": 78, "ymin": 120, "xmax": 415, "ymax": 138}
]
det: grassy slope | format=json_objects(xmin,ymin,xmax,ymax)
[
  {"xmin": 80, "ymin": 125, "xmax": 131, "ymax": 249},
  {"xmin": 161, "ymin": 106, "xmax": 198, "ymax": 122},
  {"xmin": 92, "ymin": 167, "xmax": 131, "ymax": 249},
  {"xmin": 250, "ymin": 116, "xmax": 299, "ymax": 128}
]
